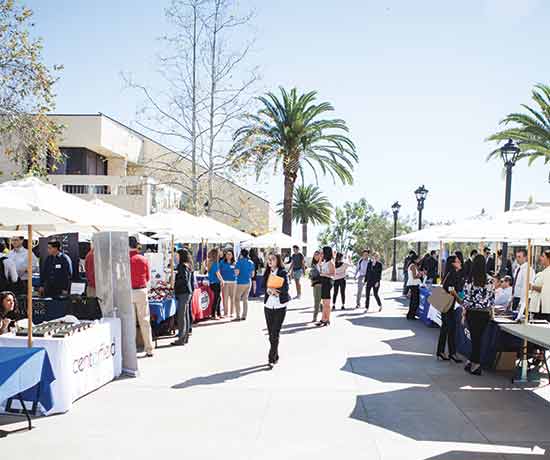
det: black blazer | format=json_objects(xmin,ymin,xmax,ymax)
[
  {"xmin": 174, "ymin": 263, "xmax": 194, "ymax": 295},
  {"xmin": 263, "ymin": 267, "xmax": 290, "ymax": 305},
  {"xmin": 365, "ymin": 261, "xmax": 383, "ymax": 284}
]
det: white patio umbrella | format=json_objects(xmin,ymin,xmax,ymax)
[
  {"xmin": 241, "ymin": 231, "xmax": 305, "ymax": 249},
  {"xmin": 0, "ymin": 177, "xmax": 151, "ymax": 346}
]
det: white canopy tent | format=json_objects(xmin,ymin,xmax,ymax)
[
  {"xmin": 142, "ymin": 209, "xmax": 221, "ymax": 243},
  {"xmin": 196, "ymin": 216, "xmax": 251, "ymax": 243},
  {"xmin": 242, "ymin": 231, "xmax": 306, "ymax": 249}
]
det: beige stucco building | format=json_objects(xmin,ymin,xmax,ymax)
[{"xmin": 0, "ymin": 113, "xmax": 272, "ymax": 234}]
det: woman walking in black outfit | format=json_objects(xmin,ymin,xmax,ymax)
[
  {"xmin": 463, "ymin": 254, "xmax": 495, "ymax": 376},
  {"xmin": 436, "ymin": 255, "xmax": 463, "ymax": 362},
  {"xmin": 263, "ymin": 253, "xmax": 290, "ymax": 368}
]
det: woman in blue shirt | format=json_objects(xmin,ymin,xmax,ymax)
[
  {"xmin": 207, "ymin": 248, "xmax": 224, "ymax": 320},
  {"xmin": 219, "ymin": 249, "xmax": 237, "ymax": 318},
  {"xmin": 234, "ymin": 249, "xmax": 255, "ymax": 321}
]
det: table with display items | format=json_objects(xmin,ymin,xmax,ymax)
[
  {"xmin": 0, "ymin": 347, "xmax": 55, "ymax": 431},
  {"xmin": 0, "ymin": 318, "xmax": 121, "ymax": 415}
]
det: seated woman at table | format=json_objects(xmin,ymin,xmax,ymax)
[
  {"xmin": 462, "ymin": 255, "xmax": 495, "ymax": 376},
  {"xmin": 493, "ymin": 275, "xmax": 513, "ymax": 311},
  {"xmin": 437, "ymin": 255, "xmax": 463, "ymax": 363},
  {"xmin": 172, "ymin": 249, "xmax": 194, "ymax": 346},
  {"xmin": 0, "ymin": 291, "xmax": 20, "ymax": 335}
]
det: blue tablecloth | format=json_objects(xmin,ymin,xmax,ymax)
[
  {"xmin": 0, "ymin": 347, "xmax": 55, "ymax": 413},
  {"xmin": 149, "ymin": 298, "xmax": 178, "ymax": 325},
  {"xmin": 418, "ymin": 287, "xmax": 435, "ymax": 326},
  {"xmin": 32, "ymin": 275, "xmax": 41, "ymax": 288},
  {"xmin": 455, "ymin": 307, "xmax": 523, "ymax": 369},
  {"xmin": 250, "ymin": 275, "xmax": 265, "ymax": 298}
]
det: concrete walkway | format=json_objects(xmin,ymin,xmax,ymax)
[{"xmin": 2, "ymin": 281, "xmax": 550, "ymax": 459}]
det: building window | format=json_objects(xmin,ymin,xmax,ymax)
[
  {"xmin": 48, "ymin": 148, "xmax": 108, "ymax": 175},
  {"xmin": 122, "ymin": 185, "xmax": 143, "ymax": 196},
  {"xmin": 62, "ymin": 185, "xmax": 110, "ymax": 195}
]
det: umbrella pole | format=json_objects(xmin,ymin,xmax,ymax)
[
  {"xmin": 438, "ymin": 241, "xmax": 443, "ymax": 283},
  {"xmin": 27, "ymin": 225, "xmax": 33, "ymax": 348},
  {"xmin": 170, "ymin": 235, "xmax": 175, "ymax": 288},
  {"xmin": 517, "ymin": 238, "xmax": 533, "ymax": 382}
]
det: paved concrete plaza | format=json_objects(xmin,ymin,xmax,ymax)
[{"xmin": 2, "ymin": 281, "xmax": 550, "ymax": 459}]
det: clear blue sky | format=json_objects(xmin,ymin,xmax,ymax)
[{"xmin": 27, "ymin": 0, "xmax": 550, "ymax": 231}]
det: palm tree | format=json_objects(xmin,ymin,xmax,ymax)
[
  {"xmin": 487, "ymin": 83, "xmax": 550, "ymax": 165},
  {"xmin": 277, "ymin": 184, "xmax": 332, "ymax": 248},
  {"xmin": 231, "ymin": 87, "xmax": 357, "ymax": 236}
]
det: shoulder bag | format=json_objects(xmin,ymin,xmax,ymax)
[{"xmin": 428, "ymin": 274, "xmax": 455, "ymax": 314}]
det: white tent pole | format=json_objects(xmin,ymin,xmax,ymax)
[
  {"xmin": 518, "ymin": 238, "xmax": 533, "ymax": 382},
  {"xmin": 27, "ymin": 225, "xmax": 33, "ymax": 348}
]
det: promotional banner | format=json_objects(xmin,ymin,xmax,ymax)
[{"xmin": 0, "ymin": 318, "xmax": 122, "ymax": 415}]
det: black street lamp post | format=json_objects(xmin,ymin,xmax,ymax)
[
  {"xmin": 499, "ymin": 139, "xmax": 520, "ymax": 274},
  {"xmin": 414, "ymin": 185, "xmax": 429, "ymax": 256},
  {"xmin": 391, "ymin": 201, "xmax": 401, "ymax": 282}
]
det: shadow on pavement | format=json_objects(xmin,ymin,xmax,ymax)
[{"xmin": 171, "ymin": 365, "xmax": 269, "ymax": 389}]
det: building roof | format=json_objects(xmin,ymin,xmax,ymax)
[{"xmin": 48, "ymin": 112, "xmax": 269, "ymax": 205}]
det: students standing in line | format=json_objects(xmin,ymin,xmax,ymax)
[
  {"xmin": 332, "ymin": 252, "xmax": 350, "ymax": 310},
  {"xmin": 172, "ymin": 248, "xmax": 193, "ymax": 346},
  {"xmin": 219, "ymin": 249, "xmax": 237, "ymax": 318},
  {"xmin": 406, "ymin": 254, "xmax": 423, "ymax": 320},
  {"xmin": 309, "ymin": 250, "xmax": 322, "ymax": 322},
  {"xmin": 317, "ymin": 246, "xmax": 335, "ymax": 327},
  {"xmin": 365, "ymin": 252, "xmax": 383, "ymax": 312},
  {"xmin": 462, "ymin": 255, "xmax": 495, "ymax": 376},
  {"xmin": 355, "ymin": 249, "xmax": 370, "ymax": 308},
  {"xmin": 234, "ymin": 249, "xmax": 255, "ymax": 321},
  {"xmin": 263, "ymin": 253, "xmax": 290, "ymax": 368},
  {"xmin": 207, "ymin": 248, "xmax": 224, "ymax": 320}
]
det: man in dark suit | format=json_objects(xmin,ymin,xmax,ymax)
[
  {"xmin": 484, "ymin": 247, "xmax": 496, "ymax": 275},
  {"xmin": 463, "ymin": 249, "xmax": 478, "ymax": 284},
  {"xmin": 365, "ymin": 253, "xmax": 383, "ymax": 311}
]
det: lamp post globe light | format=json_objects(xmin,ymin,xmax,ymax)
[
  {"xmin": 414, "ymin": 185, "xmax": 429, "ymax": 256},
  {"xmin": 500, "ymin": 138, "xmax": 520, "ymax": 274},
  {"xmin": 391, "ymin": 201, "xmax": 401, "ymax": 282}
]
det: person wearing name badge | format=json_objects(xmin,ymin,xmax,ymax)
[
  {"xmin": 40, "ymin": 240, "xmax": 72, "ymax": 298},
  {"xmin": 219, "ymin": 249, "xmax": 237, "ymax": 318},
  {"xmin": 234, "ymin": 249, "xmax": 255, "ymax": 321},
  {"xmin": 263, "ymin": 253, "xmax": 290, "ymax": 368},
  {"xmin": 511, "ymin": 248, "xmax": 535, "ymax": 314},
  {"xmin": 8, "ymin": 236, "xmax": 38, "ymax": 296},
  {"xmin": 207, "ymin": 249, "xmax": 224, "ymax": 320}
]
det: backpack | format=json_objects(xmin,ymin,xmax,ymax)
[{"xmin": 0, "ymin": 257, "xmax": 10, "ymax": 292}]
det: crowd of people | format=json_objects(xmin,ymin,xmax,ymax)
[{"xmin": 402, "ymin": 245, "xmax": 550, "ymax": 376}]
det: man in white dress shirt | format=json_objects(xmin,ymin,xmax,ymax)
[
  {"xmin": 512, "ymin": 249, "xmax": 535, "ymax": 312},
  {"xmin": 8, "ymin": 237, "xmax": 38, "ymax": 295},
  {"xmin": 0, "ymin": 241, "xmax": 18, "ymax": 291}
]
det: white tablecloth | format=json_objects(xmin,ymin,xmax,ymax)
[{"xmin": 0, "ymin": 318, "xmax": 122, "ymax": 415}]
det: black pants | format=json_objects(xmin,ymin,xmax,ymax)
[
  {"xmin": 332, "ymin": 279, "xmax": 346, "ymax": 306},
  {"xmin": 512, "ymin": 297, "xmax": 520, "ymax": 311},
  {"xmin": 264, "ymin": 307, "xmax": 286, "ymax": 364},
  {"xmin": 407, "ymin": 285, "xmax": 419, "ymax": 319},
  {"xmin": 211, "ymin": 283, "xmax": 221, "ymax": 317},
  {"xmin": 466, "ymin": 309, "xmax": 490, "ymax": 364},
  {"xmin": 365, "ymin": 281, "xmax": 381, "ymax": 310},
  {"xmin": 437, "ymin": 308, "xmax": 456, "ymax": 355}
]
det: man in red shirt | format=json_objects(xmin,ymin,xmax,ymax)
[
  {"xmin": 129, "ymin": 236, "xmax": 154, "ymax": 357},
  {"xmin": 85, "ymin": 248, "xmax": 96, "ymax": 297}
]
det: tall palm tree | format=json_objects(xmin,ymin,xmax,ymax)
[
  {"xmin": 231, "ymin": 87, "xmax": 357, "ymax": 236},
  {"xmin": 277, "ymin": 184, "xmax": 332, "ymax": 247},
  {"xmin": 487, "ymin": 83, "xmax": 550, "ymax": 165}
]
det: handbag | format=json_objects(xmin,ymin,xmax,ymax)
[
  {"xmin": 267, "ymin": 274, "xmax": 284, "ymax": 289},
  {"xmin": 427, "ymin": 274, "xmax": 454, "ymax": 313}
]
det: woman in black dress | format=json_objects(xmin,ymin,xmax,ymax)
[{"xmin": 437, "ymin": 256, "xmax": 463, "ymax": 363}]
